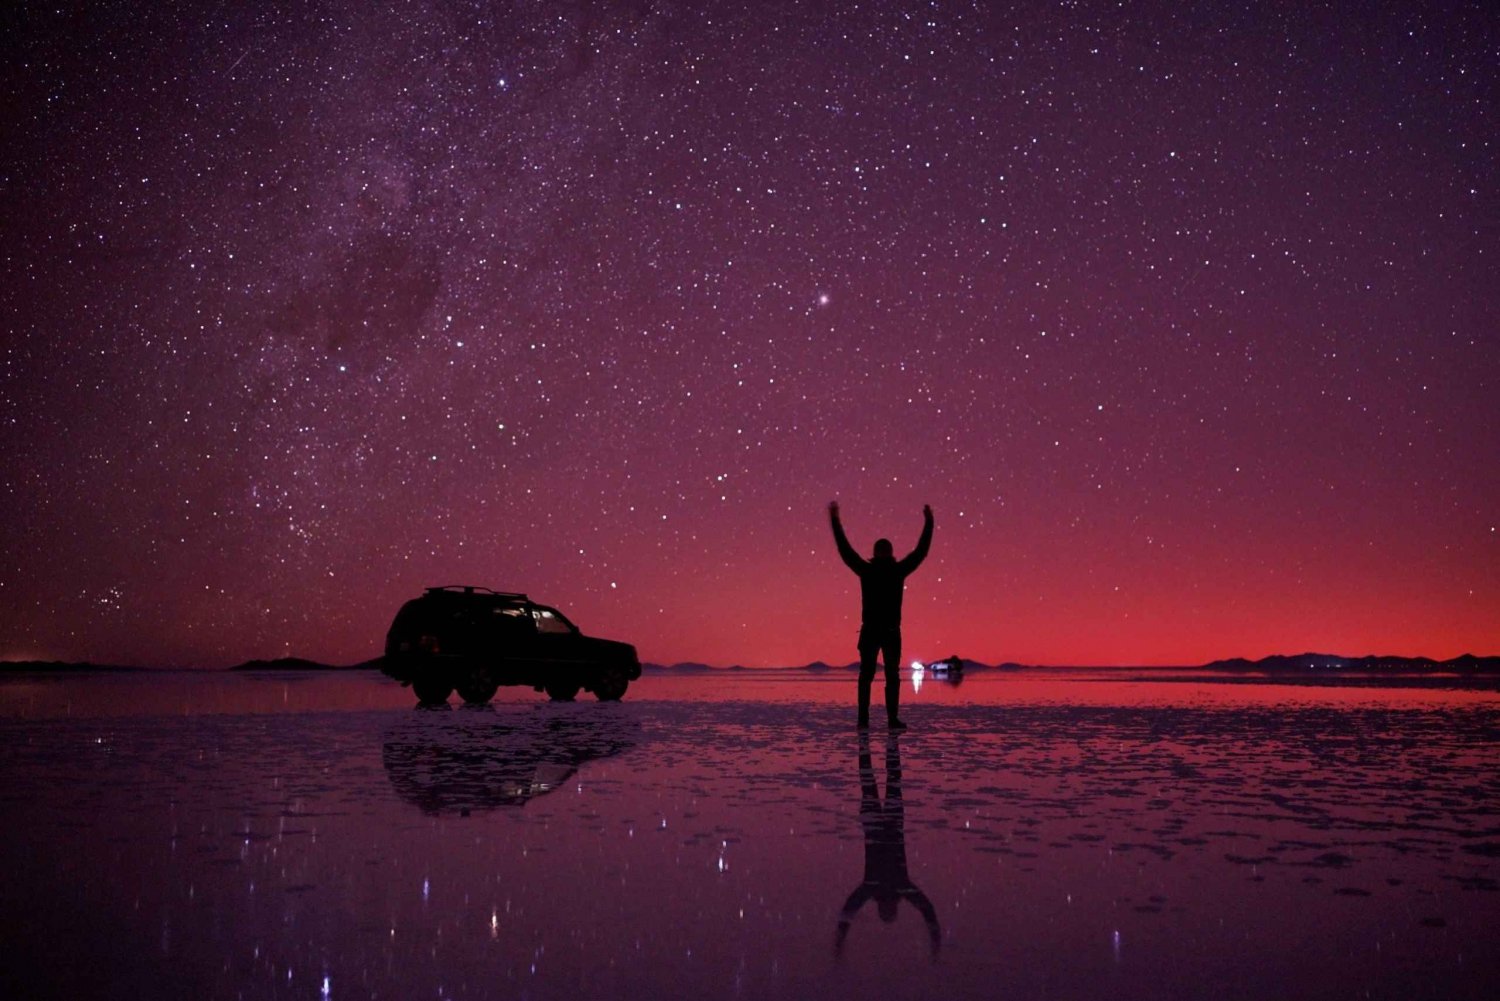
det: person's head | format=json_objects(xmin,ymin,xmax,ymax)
[{"xmin": 872, "ymin": 538, "xmax": 894, "ymax": 560}]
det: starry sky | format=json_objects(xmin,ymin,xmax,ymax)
[{"xmin": 3, "ymin": 1, "xmax": 1495, "ymax": 668}]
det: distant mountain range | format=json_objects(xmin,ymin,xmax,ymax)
[
  {"xmin": 2, "ymin": 653, "xmax": 1497, "ymax": 674},
  {"xmin": 1199, "ymin": 652, "xmax": 1500, "ymax": 674},
  {"xmin": 645, "ymin": 653, "xmax": 1500, "ymax": 674}
]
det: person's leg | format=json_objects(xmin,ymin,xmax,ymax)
[
  {"xmin": 856, "ymin": 627, "xmax": 879, "ymax": 727},
  {"xmin": 883, "ymin": 630, "xmax": 903, "ymax": 726}
]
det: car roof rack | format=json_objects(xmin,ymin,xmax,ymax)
[{"xmin": 424, "ymin": 585, "xmax": 530, "ymax": 600}]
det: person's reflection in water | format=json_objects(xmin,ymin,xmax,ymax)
[{"xmin": 835, "ymin": 733, "xmax": 941, "ymax": 961}]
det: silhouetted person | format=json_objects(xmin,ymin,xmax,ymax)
[
  {"xmin": 834, "ymin": 733, "xmax": 940, "ymax": 960},
  {"xmin": 829, "ymin": 500, "xmax": 933, "ymax": 729}
]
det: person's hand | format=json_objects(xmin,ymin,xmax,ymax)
[
  {"xmin": 923, "ymin": 504, "xmax": 932, "ymax": 518},
  {"xmin": 828, "ymin": 500, "xmax": 841, "ymax": 518}
]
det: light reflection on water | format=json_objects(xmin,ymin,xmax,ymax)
[{"xmin": 0, "ymin": 670, "xmax": 1496, "ymax": 1000}]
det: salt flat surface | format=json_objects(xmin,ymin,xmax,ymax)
[{"xmin": 0, "ymin": 669, "xmax": 1496, "ymax": 1000}]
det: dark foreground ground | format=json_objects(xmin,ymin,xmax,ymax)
[{"xmin": 0, "ymin": 669, "xmax": 1496, "ymax": 1000}]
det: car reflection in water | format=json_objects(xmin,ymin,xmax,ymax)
[{"xmin": 382, "ymin": 707, "xmax": 641, "ymax": 816}]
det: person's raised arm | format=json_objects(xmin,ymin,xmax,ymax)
[
  {"xmin": 829, "ymin": 501, "xmax": 865, "ymax": 572},
  {"xmin": 899, "ymin": 504, "xmax": 934, "ymax": 573}
]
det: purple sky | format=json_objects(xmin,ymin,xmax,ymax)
[{"xmin": 3, "ymin": 2, "xmax": 1495, "ymax": 667}]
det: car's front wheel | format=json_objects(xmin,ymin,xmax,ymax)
[
  {"xmin": 593, "ymin": 665, "xmax": 629, "ymax": 701},
  {"xmin": 412, "ymin": 677, "xmax": 453, "ymax": 705}
]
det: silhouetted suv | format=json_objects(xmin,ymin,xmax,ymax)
[{"xmin": 383, "ymin": 586, "xmax": 640, "ymax": 705}]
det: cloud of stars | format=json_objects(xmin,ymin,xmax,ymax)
[{"xmin": 2, "ymin": 1, "xmax": 1495, "ymax": 666}]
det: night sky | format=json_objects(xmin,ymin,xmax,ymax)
[{"xmin": 3, "ymin": 2, "xmax": 1495, "ymax": 668}]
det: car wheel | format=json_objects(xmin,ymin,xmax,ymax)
[
  {"xmin": 457, "ymin": 674, "xmax": 499, "ymax": 705},
  {"xmin": 593, "ymin": 666, "xmax": 629, "ymax": 702},
  {"xmin": 412, "ymin": 677, "xmax": 453, "ymax": 705},
  {"xmin": 546, "ymin": 679, "xmax": 580, "ymax": 702}
]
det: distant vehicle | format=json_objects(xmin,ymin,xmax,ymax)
[
  {"xmin": 927, "ymin": 655, "xmax": 964, "ymax": 676},
  {"xmin": 912, "ymin": 655, "xmax": 964, "ymax": 687},
  {"xmin": 382, "ymin": 586, "xmax": 640, "ymax": 705}
]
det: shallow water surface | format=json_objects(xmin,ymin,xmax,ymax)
[{"xmin": 1, "ymin": 669, "xmax": 1496, "ymax": 1000}]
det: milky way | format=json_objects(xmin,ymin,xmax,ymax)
[{"xmin": 3, "ymin": 2, "xmax": 1495, "ymax": 667}]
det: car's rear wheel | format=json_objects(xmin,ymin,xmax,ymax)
[
  {"xmin": 593, "ymin": 665, "xmax": 629, "ymax": 702},
  {"xmin": 457, "ymin": 671, "xmax": 499, "ymax": 705},
  {"xmin": 545, "ymin": 679, "xmax": 580, "ymax": 701},
  {"xmin": 412, "ymin": 676, "xmax": 453, "ymax": 705}
]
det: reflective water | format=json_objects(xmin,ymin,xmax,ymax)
[{"xmin": 1, "ymin": 669, "xmax": 1496, "ymax": 1000}]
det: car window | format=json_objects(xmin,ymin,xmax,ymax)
[
  {"xmin": 532, "ymin": 608, "xmax": 574, "ymax": 635},
  {"xmin": 492, "ymin": 606, "xmax": 534, "ymax": 632}
]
